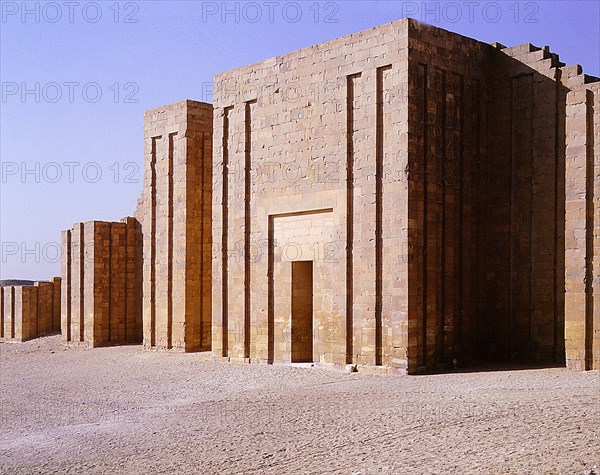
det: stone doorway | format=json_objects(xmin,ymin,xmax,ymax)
[{"xmin": 291, "ymin": 261, "xmax": 313, "ymax": 363}]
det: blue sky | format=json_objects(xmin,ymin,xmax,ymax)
[{"xmin": 1, "ymin": 0, "xmax": 599, "ymax": 280}]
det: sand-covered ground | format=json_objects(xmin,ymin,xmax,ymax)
[{"xmin": 0, "ymin": 335, "xmax": 598, "ymax": 474}]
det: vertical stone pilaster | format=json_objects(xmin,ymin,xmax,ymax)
[{"xmin": 137, "ymin": 100, "xmax": 213, "ymax": 352}]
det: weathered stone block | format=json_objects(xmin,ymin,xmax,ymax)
[{"xmin": 60, "ymin": 219, "xmax": 142, "ymax": 347}]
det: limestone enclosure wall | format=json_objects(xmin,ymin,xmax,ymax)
[
  {"xmin": 564, "ymin": 78, "xmax": 600, "ymax": 370},
  {"xmin": 5, "ymin": 19, "xmax": 597, "ymax": 372},
  {"xmin": 212, "ymin": 17, "xmax": 600, "ymax": 372},
  {"xmin": 212, "ymin": 20, "xmax": 410, "ymax": 367},
  {"xmin": 136, "ymin": 100, "xmax": 212, "ymax": 352},
  {"xmin": 1, "ymin": 278, "xmax": 61, "ymax": 342},
  {"xmin": 60, "ymin": 218, "xmax": 142, "ymax": 347}
]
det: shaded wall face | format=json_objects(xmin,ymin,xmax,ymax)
[
  {"xmin": 291, "ymin": 260, "xmax": 314, "ymax": 363},
  {"xmin": 137, "ymin": 101, "xmax": 212, "ymax": 352},
  {"xmin": 406, "ymin": 22, "xmax": 490, "ymax": 371},
  {"xmin": 35, "ymin": 282, "xmax": 54, "ymax": 336},
  {"xmin": 485, "ymin": 46, "xmax": 566, "ymax": 364},
  {"xmin": 407, "ymin": 24, "xmax": 570, "ymax": 371},
  {"xmin": 52, "ymin": 277, "xmax": 61, "ymax": 333},
  {"xmin": 213, "ymin": 21, "xmax": 410, "ymax": 367}
]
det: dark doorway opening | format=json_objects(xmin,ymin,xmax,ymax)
[{"xmin": 291, "ymin": 261, "xmax": 313, "ymax": 363}]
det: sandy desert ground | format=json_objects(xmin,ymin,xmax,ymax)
[{"xmin": 0, "ymin": 335, "xmax": 598, "ymax": 474}]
